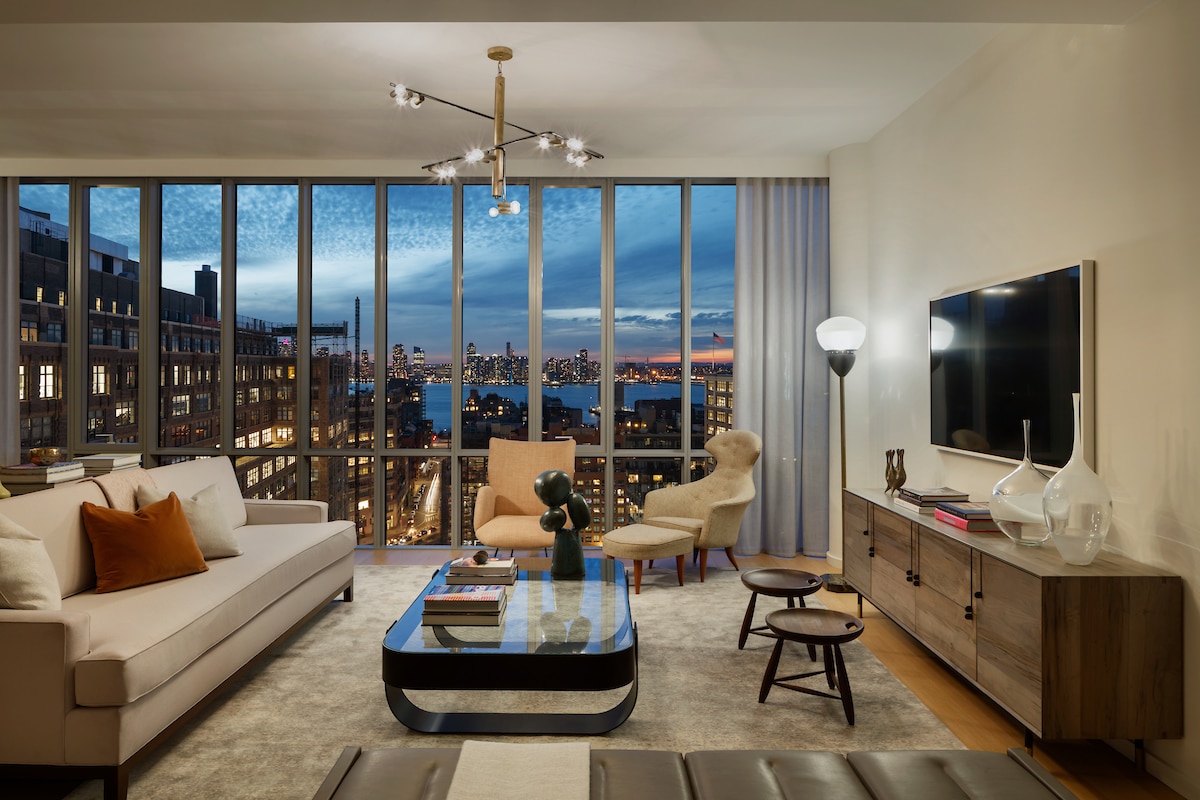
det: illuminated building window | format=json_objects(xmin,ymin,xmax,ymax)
[
  {"xmin": 115, "ymin": 401, "xmax": 135, "ymax": 426},
  {"xmin": 91, "ymin": 365, "xmax": 108, "ymax": 395},
  {"xmin": 20, "ymin": 320, "xmax": 38, "ymax": 341},
  {"xmin": 17, "ymin": 365, "xmax": 25, "ymax": 401},
  {"xmin": 39, "ymin": 364, "xmax": 57, "ymax": 399}
]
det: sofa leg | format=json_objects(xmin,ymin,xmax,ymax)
[
  {"xmin": 103, "ymin": 764, "xmax": 129, "ymax": 800},
  {"xmin": 342, "ymin": 580, "xmax": 354, "ymax": 602},
  {"xmin": 699, "ymin": 549, "xmax": 709, "ymax": 582}
]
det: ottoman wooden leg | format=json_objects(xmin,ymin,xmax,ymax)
[{"xmin": 675, "ymin": 554, "xmax": 685, "ymax": 586}]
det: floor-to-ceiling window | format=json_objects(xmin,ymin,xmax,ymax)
[{"xmin": 11, "ymin": 177, "xmax": 734, "ymax": 547}]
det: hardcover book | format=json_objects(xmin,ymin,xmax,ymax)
[
  {"xmin": 423, "ymin": 584, "xmax": 507, "ymax": 612},
  {"xmin": 933, "ymin": 501, "xmax": 993, "ymax": 519},
  {"xmin": 934, "ymin": 508, "xmax": 1000, "ymax": 532},
  {"xmin": 446, "ymin": 557, "xmax": 517, "ymax": 576}
]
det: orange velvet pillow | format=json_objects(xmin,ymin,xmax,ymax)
[{"xmin": 81, "ymin": 493, "xmax": 209, "ymax": 593}]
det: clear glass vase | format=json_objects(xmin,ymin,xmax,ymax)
[
  {"xmin": 1043, "ymin": 393, "xmax": 1112, "ymax": 565},
  {"xmin": 990, "ymin": 419, "xmax": 1051, "ymax": 546}
]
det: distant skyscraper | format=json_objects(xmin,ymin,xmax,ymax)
[
  {"xmin": 194, "ymin": 264, "xmax": 217, "ymax": 319},
  {"xmin": 392, "ymin": 343, "xmax": 406, "ymax": 379},
  {"xmin": 359, "ymin": 349, "xmax": 370, "ymax": 381},
  {"xmin": 413, "ymin": 346, "xmax": 425, "ymax": 382},
  {"xmin": 506, "ymin": 341, "xmax": 513, "ymax": 357}
]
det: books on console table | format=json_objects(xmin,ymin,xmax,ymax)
[
  {"xmin": 0, "ymin": 462, "xmax": 85, "ymax": 483},
  {"xmin": 423, "ymin": 584, "xmax": 508, "ymax": 612},
  {"xmin": 934, "ymin": 500, "xmax": 993, "ymax": 518},
  {"xmin": 933, "ymin": 507, "xmax": 1001, "ymax": 532},
  {"xmin": 895, "ymin": 486, "xmax": 969, "ymax": 513}
]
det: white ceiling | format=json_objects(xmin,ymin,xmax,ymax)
[{"xmin": 0, "ymin": 1, "xmax": 1158, "ymax": 176}]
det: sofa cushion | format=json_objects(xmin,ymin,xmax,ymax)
[
  {"xmin": 0, "ymin": 513, "xmax": 62, "ymax": 610},
  {"xmin": 846, "ymin": 750, "xmax": 1062, "ymax": 800},
  {"xmin": 685, "ymin": 750, "xmax": 873, "ymax": 800},
  {"xmin": 0, "ymin": 480, "xmax": 108, "ymax": 598},
  {"xmin": 147, "ymin": 457, "xmax": 248, "ymax": 529},
  {"xmin": 81, "ymin": 494, "xmax": 209, "ymax": 593},
  {"xmin": 69, "ymin": 519, "xmax": 354, "ymax": 706},
  {"xmin": 137, "ymin": 483, "xmax": 243, "ymax": 559},
  {"xmin": 88, "ymin": 467, "xmax": 156, "ymax": 513}
]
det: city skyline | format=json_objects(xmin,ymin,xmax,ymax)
[{"xmin": 17, "ymin": 182, "xmax": 734, "ymax": 365}]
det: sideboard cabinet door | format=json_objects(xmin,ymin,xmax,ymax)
[
  {"xmin": 842, "ymin": 492, "xmax": 872, "ymax": 595},
  {"xmin": 975, "ymin": 554, "xmax": 1042, "ymax": 730},
  {"xmin": 914, "ymin": 530, "xmax": 976, "ymax": 679},
  {"xmin": 870, "ymin": 506, "xmax": 916, "ymax": 631}
]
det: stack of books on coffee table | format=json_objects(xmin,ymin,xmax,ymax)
[
  {"xmin": 421, "ymin": 584, "xmax": 508, "ymax": 626},
  {"xmin": 1, "ymin": 461, "xmax": 86, "ymax": 495},
  {"xmin": 444, "ymin": 556, "xmax": 518, "ymax": 585}
]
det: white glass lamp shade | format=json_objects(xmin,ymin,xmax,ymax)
[
  {"xmin": 930, "ymin": 317, "xmax": 954, "ymax": 352},
  {"xmin": 816, "ymin": 316, "xmax": 866, "ymax": 353}
]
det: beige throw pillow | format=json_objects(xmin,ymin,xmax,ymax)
[
  {"xmin": 0, "ymin": 513, "xmax": 63, "ymax": 610},
  {"xmin": 137, "ymin": 483, "xmax": 243, "ymax": 559}
]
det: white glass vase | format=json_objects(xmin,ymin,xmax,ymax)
[
  {"xmin": 990, "ymin": 419, "xmax": 1051, "ymax": 546},
  {"xmin": 1042, "ymin": 393, "xmax": 1112, "ymax": 565}
]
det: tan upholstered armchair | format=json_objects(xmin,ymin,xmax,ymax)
[
  {"xmin": 642, "ymin": 429, "xmax": 762, "ymax": 580},
  {"xmin": 473, "ymin": 437, "xmax": 577, "ymax": 553}
]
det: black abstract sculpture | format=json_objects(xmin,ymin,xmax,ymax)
[{"xmin": 534, "ymin": 468, "xmax": 589, "ymax": 579}]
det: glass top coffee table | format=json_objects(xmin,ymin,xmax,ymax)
[{"xmin": 382, "ymin": 558, "xmax": 638, "ymax": 734}]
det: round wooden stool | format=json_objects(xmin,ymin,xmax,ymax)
[
  {"xmin": 757, "ymin": 607, "xmax": 866, "ymax": 725},
  {"xmin": 738, "ymin": 569, "xmax": 822, "ymax": 655}
]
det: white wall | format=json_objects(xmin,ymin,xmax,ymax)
[{"xmin": 831, "ymin": 1, "xmax": 1200, "ymax": 793}]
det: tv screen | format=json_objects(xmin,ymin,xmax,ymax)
[{"xmin": 929, "ymin": 262, "xmax": 1093, "ymax": 468}]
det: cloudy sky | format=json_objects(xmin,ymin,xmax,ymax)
[{"xmin": 19, "ymin": 181, "xmax": 734, "ymax": 366}]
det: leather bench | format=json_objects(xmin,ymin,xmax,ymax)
[{"xmin": 312, "ymin": 746, "xmax": 1077, "ymax": 800}]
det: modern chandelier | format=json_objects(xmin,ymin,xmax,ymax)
[{"xmin": 390, "ymin": 45, "xmax": 604, "ymax": 216}]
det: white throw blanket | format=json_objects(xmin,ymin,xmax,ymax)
[{"xmin": 446, "ymin": 740, "xmax": 590, "ymax": 800}]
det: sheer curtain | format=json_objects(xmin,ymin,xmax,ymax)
[{"xmin": 733, "ymin": 178, "xmax": 830, "ymax": 557}]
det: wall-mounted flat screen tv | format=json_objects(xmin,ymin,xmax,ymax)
[{"xmin": 929, "ymin": 261, "xmax": 1094, "ymax": 469}]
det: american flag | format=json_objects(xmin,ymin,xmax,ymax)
[{"xmin": 712, "ymin": 332, "xmax": 726, "ymax": 345}]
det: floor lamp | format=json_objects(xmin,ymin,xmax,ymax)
[{"xmin": 816, "ymin": 316, "xmax": 866, "ymax": 592}]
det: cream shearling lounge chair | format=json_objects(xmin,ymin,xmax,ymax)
[
  {"xmin": 642, "ymin": 429, "xmax": 762, "ymax": 580},
  {"xmin": 473, "ymin": 437, "xmax": 577, "ymax": 554}
]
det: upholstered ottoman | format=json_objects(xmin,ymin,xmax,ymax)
[{"xmin": 602, "ymin": 523, "xmax": 694, "ymax": 594}]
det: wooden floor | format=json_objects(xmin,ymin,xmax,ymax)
[{"xmin": 358, "ymin": 547, "xmax": 1185, "ymax": 800}]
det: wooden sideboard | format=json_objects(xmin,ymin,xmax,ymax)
[{"xmin": 843, "ymin": 489, "xmax": 1182, "ymax": 744}]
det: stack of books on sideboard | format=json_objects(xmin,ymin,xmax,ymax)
[
  {"xmin": 421, "ymin": 584, "xmax": 509, "ymax": 626},
  {"xmin": 893, "ymin": 486, "xmax": 969, "ymax": 514},
  {"xmin": 0, "ymin": 461, "xmax": 86, "ymax": 495},
  {"xmin": 932, "ymin": 500, "xmax": 1001, "ymax": 532}
]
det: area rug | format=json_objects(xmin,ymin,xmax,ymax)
[{"xmin": 66, "ymin": 565, "xmax": 962, "ymax": 799}]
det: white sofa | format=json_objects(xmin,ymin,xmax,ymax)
[{"xmin": 0, "ymin": 457, "xmax": 356, "ymax": 800}]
